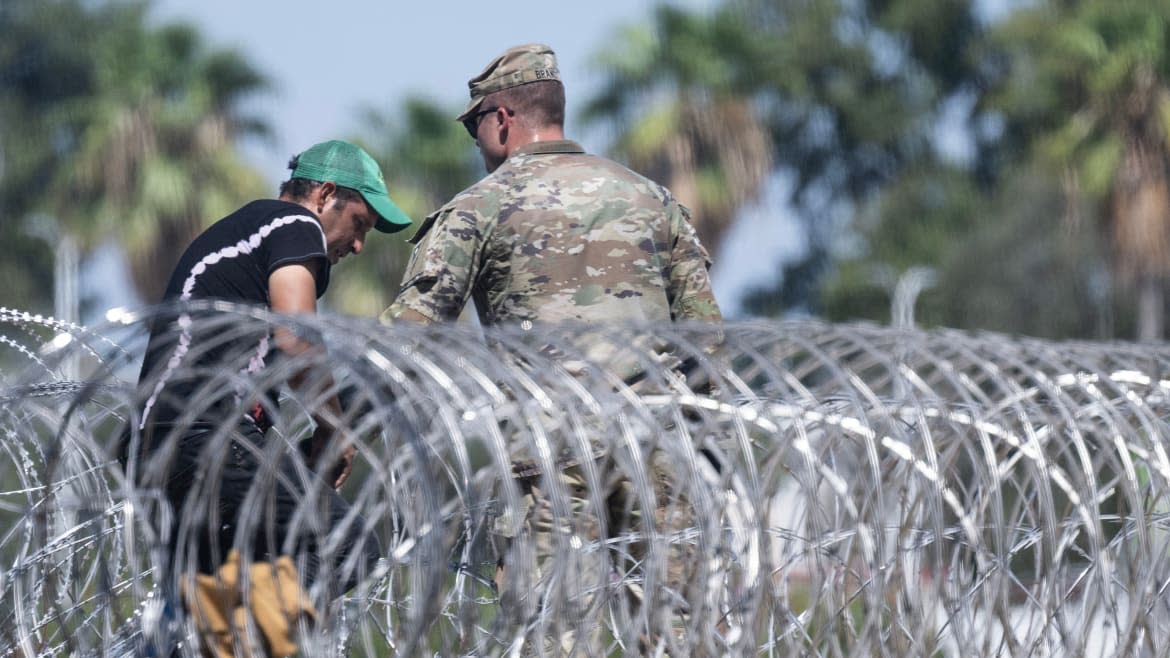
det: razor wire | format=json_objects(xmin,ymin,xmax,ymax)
[{"xmin": 1, "ymin": 302, "xmax": 1170, "ymax": 656}]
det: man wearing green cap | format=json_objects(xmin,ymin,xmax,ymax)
[
  {"xmin": 382, "ymin": 43, "xmax": 719, "ymax": 656},
  {"xmin": 128, "ymin": 139, "xmax": 410, "ymax": 657}
]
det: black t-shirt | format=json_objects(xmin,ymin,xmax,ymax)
[{"xmin": 137, "ymin": 199, "xmax": 331, "ymax": 429}]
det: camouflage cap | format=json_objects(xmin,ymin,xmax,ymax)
[{"xmin": 456, "ymin": 44, "xmax": 561, "ymax": 122}]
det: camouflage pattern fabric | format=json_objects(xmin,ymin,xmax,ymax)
[
  {"xmin": 491, "ymin": 452, "xmax": 696, "ymax": 657},
  {"xmin": 457, "ymin": 43, "xmax": 561, "ymax": 122},
  {"xmin": 381, "ymin": 140, "xmax": 721, "ymax": 326}
]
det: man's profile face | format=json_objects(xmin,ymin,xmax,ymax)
[{"xmin": 319, "ymin": 196, "xmax": 376, "ymax": 264}]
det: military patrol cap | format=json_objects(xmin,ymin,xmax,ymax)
[
  {"xmin": 456, "ymin": 44, "xmax": 561, "ymax": 123},
  {"xmin": 292, "ymin": 139, "xmax": 412, "ymax": 233}
]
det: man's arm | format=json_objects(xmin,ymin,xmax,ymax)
[{"xmin": 269, "ymin": 263, "xmax": 354, "ymax": 488}]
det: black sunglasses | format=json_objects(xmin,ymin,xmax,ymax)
[{"xmin": 463, "ymin": 106, "xmax": 513, "ymax": 138}]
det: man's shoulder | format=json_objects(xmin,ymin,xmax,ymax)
[
  {"xmin": 188, "ymin": 200, "xmax": 324, "ymax": 261},
  {"xmin": 403, "ymin": 182, "xmax": 498, "ymax": 245},
  {"xmin": 232, "ymin": 198, "xmax": 317, "ymax": 222},
  {"xmin": 418, "ymin": 151, "xmax": 678, "ymax": 227},
  {"xmin": 204, "ymin": 199, "xmax": 314, "ymax": 231},
  {"xmin": 229, "ymin": 199, "xmax": 325, "ymax": 238},
  {"xmin": 541, "ymin": 153, "xmax": 676, "ymax": 200},
  {"xmin": 428, "ymin": 175, "xmax": 511, "ymax": 220}
]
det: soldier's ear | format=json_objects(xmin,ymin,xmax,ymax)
[{"xmin": 494, "ymin": 108, "xmax": 512, "ymax": 145}]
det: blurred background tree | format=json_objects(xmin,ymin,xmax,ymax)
[
  {"xmin": 1, "ymin": 0, "xmax": 270, "ymax": 311},
  {"xmin": 1, "ymin": 0, "xmax": 121, "ymax": 316},
  {"xmin": 582, "ymin": 0, "xmax": 1170, "ymax": 341},
  {"xmin": 984, "ymin": 0, "xmax": 1170, "ymax": 340},
  {"xmin": 582, "ymin": 6, "xmax": 773, "ymax": 260}
]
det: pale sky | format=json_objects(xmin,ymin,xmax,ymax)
[
  {"xmin": 131, "ymin": 0, "xmax": 798, "ymax": 318},
  {"xmin": 147, "ymin": 0, "xmax": 719, "ymax": 179}
]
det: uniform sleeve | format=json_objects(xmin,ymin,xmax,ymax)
[
  {"xmin": 382, "ymin": 207, "xmax": 486, "ymax": 323},
  {"xmin": 667, "ymin": 203, "xmax": 722, "ymax": 321}
]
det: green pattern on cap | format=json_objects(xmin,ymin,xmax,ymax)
[
  {"xmin": 457, "ymin": 44, "xmax": 560, "ymax": 122},
  {"xmin": 292, "ymin": 140, "xmax": 412, "ymax": 233}
]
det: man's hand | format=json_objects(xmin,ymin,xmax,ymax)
[
  {"xmin": 307, "ymin": 421, "xmax": 356, "ymax": 490},
  {"xmin": 269, "ymin": 263, "xmax": 360, "ymax": 490},
  {"xmin": 332, "ymin": 443, "xmax": 357, "ymax": 489}
]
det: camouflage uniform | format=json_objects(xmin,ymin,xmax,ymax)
[
  {"xmin": 381, "ymin": 139, "xmax": 719, "ymax": 326},
  {"xmin": 382, "ymin": 43, "xmax": 721, "ymax": 656}
]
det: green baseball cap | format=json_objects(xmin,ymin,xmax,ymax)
[
  {"xmin": 457, "ymin": 43, "xmax": 561, "ymax": 123},
  {"xmin": 291, "ymin": 140, "xmax": 412, "ymax": 233}
]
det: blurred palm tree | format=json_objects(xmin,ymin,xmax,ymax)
[
  {"xmin": 989, "ymin": 0, "xmax": 1170, "ymax": 339},
  {"xmin": 586, "ymin": 1, "xmax": 988, "ymax": 317},
  {"xmin": 582, "ymin": 6, "xmax": 773, "ymax": 260},
  {"xmin": 1, "ymin": 0, "xmax": 111, "ymax": 314},
  {"xmin": 322, "ymin": 97, "xmax": 481, "ymax": 316},
  {"xmin": 47, "ymin": 11, "xmax": 270, "ymax": 304}
]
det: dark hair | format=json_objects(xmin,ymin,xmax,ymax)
[
  {"xmin": 485, "ymin": 80, "xmax": 565, "ymax": 130},
  {"xmin": 278, "ymin": 154, "xmax": 363, "ymax": 204}
]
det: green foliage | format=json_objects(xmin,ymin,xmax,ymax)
[
  {"xmin": 0, "ymin": 0, "xmax": 108, "ymax": 206},
  {"xmin": 587, "ymin": 0, "xmax": 993, "ymax": 318},
  {"xmin": 585, "ymin": 0, "xmax": 1170, "ymax": 338},
  {"xmin": 977, "ymin": 0, "xmax": 1170, "ymax": 338},
  {"xmin": 937, "ymin": 169, "xmax": 1115, "ymax": 338},
  {"xmin": 989, "ymin": 0, "xmax": 1170, "ymax": 191},
  {"xmin": 0, "ymin": 0, "xmax": 270, "ymax": 307},
  {"xmin": 817, "ymin": 163, "xmax": 977, "ymax": 323},
  {"xmin": 584, "ymin": 6, "xmax": 774, "ymax": 259}
]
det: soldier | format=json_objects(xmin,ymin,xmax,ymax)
[
  {"xmin": 382, "ymin": 44, "xmax": 721, "ymax": 655},
  {"xmin": 381, "ymin": 43, "xmax": 719, "ymax": 326}
]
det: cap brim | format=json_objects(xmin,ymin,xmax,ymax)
[
  {"xmin": 362, "ymin": 191, "xmax": 413, "ymax": 234},
  {"xmin": 456, "ymin": 96, "xmax": 484, "ymax": 123}
]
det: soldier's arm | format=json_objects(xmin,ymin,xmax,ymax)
[
  {"xmin": 667, "ymin": 204, "xmax": 723, "ymax": 322},
  {"xmin": 384, "ymin": 307, "xmax": 433, "ymax": 323},
  {"xmin": 381, "ymin": 208, "xmax": 485, "ymax": 324},
  {"xmin": 662, "ymin": 205, "xmax": 727, "ymax": 396}
]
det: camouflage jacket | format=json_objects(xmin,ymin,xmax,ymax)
[{"xmin": 382, "ymin": 140, "xmax": 721, "ymax": 325}]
